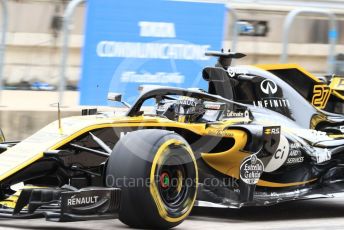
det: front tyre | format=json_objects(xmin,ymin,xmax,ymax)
[{"xmin": 106, "ymin": 129, "xmax": 198, "ymax": 229}]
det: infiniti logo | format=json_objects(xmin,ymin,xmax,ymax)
[{"xmin": 260, "ymin": 79, "xmax": 277, "ymax": 94}]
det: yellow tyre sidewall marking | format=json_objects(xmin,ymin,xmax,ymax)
[{"xmin": 149, "ymin": 139, "xmax": 198, "ymax": 223}]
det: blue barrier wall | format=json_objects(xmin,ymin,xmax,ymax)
[{"xmin": 80, "ymin": 0, "xmax": 226, "ymax": 105}]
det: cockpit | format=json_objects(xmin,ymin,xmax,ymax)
[{"xmin": 123, "ymin": 87, "xmax": 251, "ymax": 124}]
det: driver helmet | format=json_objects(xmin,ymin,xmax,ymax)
[{"xmin": 174, "ymin": 97, "xmax": 205, "ymax": 123}]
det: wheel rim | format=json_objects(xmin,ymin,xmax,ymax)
[
  {"xmin": 155, "ymin": 144, "xmax": 197, "ymax": 218},
  {"xmin": 158, "ymin": 157, "xmax": 187, "ymax": 208}
]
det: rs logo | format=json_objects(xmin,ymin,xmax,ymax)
[{"xmin": 312, "ymin": 85, "xmax": 331, "ymax": 109}]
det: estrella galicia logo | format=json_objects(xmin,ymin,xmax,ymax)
[
  {"xmin": 240, "ymin": 155, "xmax": 264, "ymax": 185},
  {"xmin": 260, "ymin": 79, "xmax": 278, "ymax": 95}
]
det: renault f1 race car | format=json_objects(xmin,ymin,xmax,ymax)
[{"xmin": 2, "ymin": 50, "xmax": 344, "ymax": 229}]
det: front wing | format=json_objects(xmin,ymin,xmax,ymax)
[{"xmin": 0, "ymin": 187, "xmax": 121, "ymax": 221}]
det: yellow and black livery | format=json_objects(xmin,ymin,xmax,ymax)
[{"xmin": 1, "ymin": 50, "xmax": 344, "ymax": 229}]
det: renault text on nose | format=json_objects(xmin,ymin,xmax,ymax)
[{"xmin": 67, "ymin": 195, "xmax": 100, "ymax": 206}]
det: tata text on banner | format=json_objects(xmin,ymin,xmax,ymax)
[{"xmin": 80, "ymin": 0, "xmax": 226, "ymax": 105}]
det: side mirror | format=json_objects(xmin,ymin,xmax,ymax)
[
  {"xmin": 107, "ymin": 92, "xmax": 131, "ymax": 108},
  {"xmin": 0, "ymin": 129, "xmax": 5, "ymax": 143},
  {"xmin": 107, "ymin": 93, "xmax": 123, "ymax": 102}
]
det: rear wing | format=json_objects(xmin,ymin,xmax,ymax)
[{"xmin": 329, "ymin": 75, "xmax": 344, "ymax": 91}]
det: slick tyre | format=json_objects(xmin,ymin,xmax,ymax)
[{"xmin": 106, "ymin": 129, "xmax": 198, "ymax": 229}]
